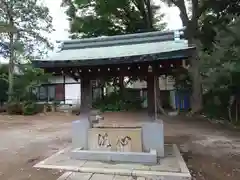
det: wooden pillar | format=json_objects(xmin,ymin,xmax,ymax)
[
  {"xmin": 119, "ymin": 75, "xmax": 124, "ymax": 91},
  {"xmin": 147, "ymin": 73, "xmax": 155, "ymax": 117},
  {"xmin": 154, "ymin": 75, "xmax": 160, "ymax": 119},
  {"xmin": 80, "ymin": 77, "xmax": 92, "ymax": 114},
  {"xmin": 119, "ymin": 75, "xmax": 124, "ymax": 97}
]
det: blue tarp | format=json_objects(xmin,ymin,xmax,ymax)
[{"xmin": 174, "ymin": 90, "xmax": 190, "ymax": 110}]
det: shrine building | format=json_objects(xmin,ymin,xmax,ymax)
[{"xmin": 33, "ymin": 29, "xmax": 195, "ymax": 116}]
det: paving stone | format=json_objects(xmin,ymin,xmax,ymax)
[
  {"xmin": 113, "ymin": 175, "xmax": 132, "ymax": 180},
  {"xmin": 68, "ymin": 172, "xmax": 93, "ymax": 180},
  {"xmin": 90, "ymin": 173, "xmax": 114, "ymax": 180},
  {"xmin": 37, "ymin": 152, "xmax": 86, "ymax": 167},
  {"xmin": 57, "ymin": 172, "xmax": 73, "ymax": 180},
  {"xmin": 137, "ymin": 177, "xmax": 146, "ymax": 180}
]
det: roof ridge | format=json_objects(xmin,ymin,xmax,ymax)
[
  {"xmin": 61, "ymin": 29, "xmax": 184, "ymax": 45},
  {"xmin": 60, "ymin": 29, "xmax": 185, "ymax": 51},
  {"xmin": 61, "ymin": 34, "xmax": 177, "ymax": 50}
]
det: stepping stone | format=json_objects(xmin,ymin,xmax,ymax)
[
  {"xmin": 57, "ymin": 172, "xmax": 93, "ymax": 180},
  {"xmin": 57, "ymin": 172, "xmax": 146, "ymax": 180}
]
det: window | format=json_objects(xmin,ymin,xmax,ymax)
[
  {"xmin": 39, "ymin": 86, "xmax": 47, "ymax": 101},
  {"xmin": 36, "ymin": 84, "xmax": 65, "ymax": 102},
  {"xmin": 48, "ymin": 86, "xmax": 55, "ymax": 101}
]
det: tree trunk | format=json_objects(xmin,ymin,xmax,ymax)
[
  {"xmin": 186, "ymin": 29, "xmax": 202, "ymax": 114},
  {"xmin": 167, "ymin": 0, "xmax": 203, "ymax": 114},
  {"xmin": 8, "ymin": 32, "xmax": 14, "ymax": 102},
  {"xmin": 144, "ymin": 0, "xmax": 153, "ymax": 30},
  {"xmin": 235, "ymin": 100, "xmax": 238, "ymax": 123},
  {"xmin": 190, "ymin": 46, "xmax": 202, "ymax": 113}
]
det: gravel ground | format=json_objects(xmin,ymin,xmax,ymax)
[{"xmin": 0, "ymin": 112, "xmax": 239, "ymax": 180}]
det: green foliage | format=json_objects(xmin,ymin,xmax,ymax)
[
  {"xmin": 162, "ymin": 0, "xmax": 240, "ymax": 116},
  {"xmin": 7, "ymin": 101, "xmax": 43, "ymax": 115},
  {"xmin": 172, "ymin": 68, "xmax": 192, "ymax": 91},
  {"xmin": 1, "ymin": 64, "xmax": 51, "ymax": 115},
  {"xmin": 62, "ymin": 0, "xmax": 166, "ymax": 38},
  {"xmin": 93, "ymin": 89, "xmax": 143, "ymax": 112},
  {"xmin": 12, "ymin": 65, "xmax": 50, "ymax": 102},
  {"xmin": 201, "ymin": 17, "xmax": 240, "ymax": 124},
  {"xmin": 162, "ymin": 0, "xmax": 240, "ymax": 47},
  {"xmin": 203, "ymin": 89, "xmax": 231, "ymax": 119},
  {"xmin": 22, "ymin": 101, "xmax": 38, "ymax": 115}
]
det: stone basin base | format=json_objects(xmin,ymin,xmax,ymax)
[
  {"xmin": 34, "ymin": 144, "xmax": 191, "ymax": 180},
  {"xmin": 71, "ymin": 148, "xmax": 157, "ymax": 164}
]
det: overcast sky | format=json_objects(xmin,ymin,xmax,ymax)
[{"xmin": 44, "ymin": 0, "xmax": 183, "ymax": 43}]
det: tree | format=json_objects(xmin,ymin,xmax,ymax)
[
  {"xmin": 0, "ymin": 0, "xmax": 53, "ymax": 102},
  {"xmin": 62, "ymin": 0, "xmax": 167, "ymax": 114},
  {"xmin": 62, "ymin": 0, "xmax": 166, "ymax": 38},
  {"xmin": 13, "ymin": 65, "xmax": 51, "ymax": 102},
  {"xmin": 161, "ymin": 0, "xmax": 240, "ymax": 114},
  {"xmin": 0, "ymin": 64, "xmax": 8, "ymax": 105},
  {"xmin": 201, "ymin": 17, "xmax": 240, "ymax": 123}
]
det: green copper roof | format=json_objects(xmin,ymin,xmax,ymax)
[{"xmin": 34, "ymin": 29, "xmax": 195, "ymax": 67}]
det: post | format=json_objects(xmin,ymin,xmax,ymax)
[
  {"xmin": 147, "ymin": 73, "xmax": 154, "ymax": 118},
  {"xmin": 119, "ymin": 75, "xmax": 124, "ymax": 93},
  {"xmin": 154, "ymin": 75, "xmax": 158, "ymax": 120},
  {"xmin": 80, "ymin": 76, "xmax": 92, "ymax": 114}
]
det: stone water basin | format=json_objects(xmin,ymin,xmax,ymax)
[{"xmin": 71, "ymin": 119, "xmax": 164, "ymax": 164}]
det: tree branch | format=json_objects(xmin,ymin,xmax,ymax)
[
  {"xmin": 191, "ymin": 0, "xmax": 199, "ymax": 21},
  {"xmin": 197, "ymin": 0, "xmax": 210, "ymax": 19},
  {"xmin": 144, "ymin": 0, "xmax": 154, "ymax": 29},
  {"xmin": 171, "ymin": 0, "xmax": 189, "ymax": 27}
]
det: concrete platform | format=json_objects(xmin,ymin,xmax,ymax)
[
  {"xmin": 71, "ymin": 148, "xmax": 157, "ymax": 164},
  {"xmin": 34, "ymin": 144, "xmax": 191, "ymax": 180}
]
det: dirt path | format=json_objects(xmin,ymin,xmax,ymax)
[
  {"xmin": 0, "ymin": 113, "xmax": 239, "ymax": 180},
  {"xmin": 163, "ymin": 115, "xmax": 240, "ymax": 180},
  {"xmin": 0, "ymin": 113, "xmax": 76, "ymax": 180}
]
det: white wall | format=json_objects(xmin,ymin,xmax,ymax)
[
  {"xmin": 65, "ymin": 84, "xmax": 81, "ymax": 105},
  {"xmin": 48, "ymin": 75, "xmax": 81, "ymax": 105},
  {"xmin": 48, "ymin": 75, "xmax": 80, "ymax": 84},
  {"xmin": 130, "ymin": 76, "xmax": 175, "ymax": 90}
]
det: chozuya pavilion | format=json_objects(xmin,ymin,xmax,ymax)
[{"xmin": 33, "ymin": 29, "xmax": 194, "ymax": 180}]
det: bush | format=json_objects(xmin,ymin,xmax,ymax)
[
  {"xmin": 93, "ymin": 89, "xmax": 143, "ymax": 112},
  {"xmin": 7, "ymin": 101, "xmax": 43, "ymax": 115},
  {"xmin": 203, "ymin": 89, "xmax": 231, "ymax": 120},
  {"xmin": 22, "ymin": 101, "xmax": 38, "ymax": 115},
  {"xmin": 7, "ymin": 102, "xmax": 23, "ymax": 115},
  {"xmin": 35, "ymin": 104, "xmax": 44, "ymax": 113}
]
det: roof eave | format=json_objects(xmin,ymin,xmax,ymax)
[{"xmin": 33, "ymin": 47, "xmax": 195, "ymax": 69}]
